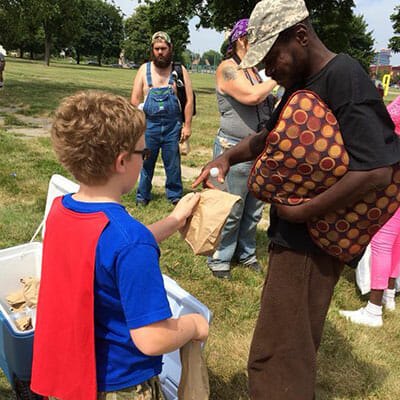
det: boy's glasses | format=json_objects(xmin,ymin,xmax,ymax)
[{"xmin": 133, "ymin": 148, "xmax": 151, "ymax": 161}]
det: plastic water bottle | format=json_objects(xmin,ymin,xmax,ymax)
[{"xmin": 209, "ymin": 167, "xmax": 228, "ymax": 191}]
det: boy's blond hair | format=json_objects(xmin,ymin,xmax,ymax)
[{"xmin": 51, "ymin": 90, "xmax": 146, "ymax": 185}]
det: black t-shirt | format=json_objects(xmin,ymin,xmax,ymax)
[{"xmin": 266, "ymin": 54, "xmax": 400, "ymax": 264}]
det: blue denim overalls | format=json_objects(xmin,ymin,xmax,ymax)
[{"xmin": 136, "ymin": 62, "xmax": 183, "ymax": 203}]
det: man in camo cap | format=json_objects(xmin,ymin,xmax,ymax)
[{"xmin": 193, "ymin": 0, "xmax": 400, "ymax": 398}]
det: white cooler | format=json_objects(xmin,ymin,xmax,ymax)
[{"xmin": 0, "ymin": 174, "xmax": 211, "ymax": 399}]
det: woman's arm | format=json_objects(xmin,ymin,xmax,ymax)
[
  {"xmin": 216, "ymin": 60, "xmax": 276, "ymax": 105},
  {"xmin": 181, "ymin": 66, "xmax": 194, "ymax": 140}
]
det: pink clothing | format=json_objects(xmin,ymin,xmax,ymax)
[
  {"xmin": 370, "ymin": 206, "xmax": 400, "ymax": 289},
  {"xmin": 387, "ymin": 95, "xmax": 400, "ymax": 136}
]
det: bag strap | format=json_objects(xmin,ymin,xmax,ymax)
[{"xmin": 146, "ymin": 62, "xmax": 153, "ymax": 87}]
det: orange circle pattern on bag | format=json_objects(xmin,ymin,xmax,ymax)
[{"xmin": 247, "ymin": 90, "xmax": 400, "ymax": 263}]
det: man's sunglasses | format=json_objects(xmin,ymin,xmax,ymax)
[{"xmin": 133, "ymin": 148, "xmax": 151, "ymax": 161}]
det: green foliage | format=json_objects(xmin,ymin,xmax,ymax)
[
  {"xmin": 73, "ymin": 0, "xmax": 124, "ymax": 66},
  {"xmin": 345, "ymin": 14, "xmax": 374, "ymax": 72},
  {"xmin": 389, "ymin": 5, "xmax": 400, "ymax": 53},
  {"xmin": 201, "ymin": 49, "xmax": 222, "ymax": 66},
  {"xmin": 124, "ymin": 5, "xmax": 152, "ymax": 64},
  {"xmin": 183, "ymin": 0, "xmax": 373, "ymax": 73}
]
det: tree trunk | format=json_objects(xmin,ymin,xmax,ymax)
[
  {"xmin": 30, "ymin": 50, "xmax": 34, "ymax": 60},
  {"xmin": 44, "ymin": 32, "xmax": 52, "ymax": 66},
  {"xmin": 97, "ymin": 54, "xmax": 102, "ymax": 67},
  {"xmin": 76, "ymin": 51, "xmax": 80, "ymax": 65},
  {"xmin": 19, "ymin": 48, "xmax": 24, "ymax": 58}
]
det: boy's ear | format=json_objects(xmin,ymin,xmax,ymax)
[{"xmin": 114, "ymin": 152, "xmax": 128, "ymax": 174}]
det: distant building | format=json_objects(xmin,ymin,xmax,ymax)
[{"xmin": 373, "ymin": 49, "xmax": 391, "ymax": 66}]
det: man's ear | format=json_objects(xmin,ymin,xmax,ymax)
[
  {"xmin": 115, "ymin": 152, "xmax": 128, "ymax": 174},
  {"xmin": 295, "ymin": 23, "xmax": 309, "ymax": 47}
]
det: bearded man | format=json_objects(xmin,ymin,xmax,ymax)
[{"xmin": 131, "ymin": 31, "xmax": 194, "ymax": 206}]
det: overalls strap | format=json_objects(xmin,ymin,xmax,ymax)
[
  {"xmin": 146, "ymin": 62, "xmax": 153, "ymax": 87},
  {"xmin": 147, "ymin": 62, "xmax": 175, "ymax": 88}
]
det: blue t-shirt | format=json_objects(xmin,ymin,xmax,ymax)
[{"xmin": 62, "ymin": 194, "xmax": 172, "ymax": 391}]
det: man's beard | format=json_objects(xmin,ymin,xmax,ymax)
[{"xmin": 152, "ymin": 50, "xmax": 173, "ymax": 68}]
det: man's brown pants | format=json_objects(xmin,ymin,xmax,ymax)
[{"xmin": 248, "ymin": 244, "xmax": 343, "ymax": 400}]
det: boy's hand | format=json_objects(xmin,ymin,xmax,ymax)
[
  {"xmin": 170, "ymin": 192, "xmax": 200, "ymax": 229},
  {"xmin": 190, "ymin": 314, "xmax": 209, "ymax": 342}
]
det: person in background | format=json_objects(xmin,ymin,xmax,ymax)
[
  {"xmin": 131, "ymin": 32, "xmax": 194, "ymax": 206},
  {"xmin": 340, "ymin": 206, "xmax": 400, "ymax": 326},
  {"xmin": 31, "ymin": 91, "xmax": 208, "ymax": 400},
  {"xmin": 192, "ymin": 0, "xmax": 400, "ymax": 398},
  {"xmin": 207, "ymin": 18, "xmax": 276, "ymax": 279},
  {"xmin": 0, "ymin": 46, "xmax": 6, "ymax": 88},
  {"xmin": 339, "ymin": 98, "xmax": 400, "ymax": 326}
]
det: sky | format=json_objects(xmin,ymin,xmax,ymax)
[{"xmin": 114, "ymin": 0, "xmax": 400, "ymax": 65}]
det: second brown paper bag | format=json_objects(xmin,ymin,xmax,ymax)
[{"xmin": 180, "ymin": 189, "xmax": 241, "ymax": 256}]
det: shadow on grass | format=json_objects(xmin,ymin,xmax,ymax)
[
  {"xmin": 2, "ymin": 80, "xmax": 131, "ymax": 115},
  {"xmin": 208, "ymin": 370, "xmax": 249, "ymax": 400},
  {"xmin": 317, "ymin": 319, "xmax": 388, "ymax": 399}
]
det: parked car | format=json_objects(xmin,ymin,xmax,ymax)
[
  {"xmin": 372, "ymin": 78, "xmax": 384, "ymax": 98},
  {"xmin": 87, "ymin": 61, "xmax": 99, "ymax": 66},
  {"xmin": 110, "ymin": 63, "xmax": 123, "ymax": 68}
]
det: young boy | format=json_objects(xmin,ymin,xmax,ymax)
[{"xmin": 31, "ymin": 90, "xmax": 209, "ymax": 400}]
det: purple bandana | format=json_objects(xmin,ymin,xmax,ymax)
[{"xmin": 228, "ymin": 19, "xmax": 249, "ymax": 46}]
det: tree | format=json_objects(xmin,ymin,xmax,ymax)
[
  {"xmin": 346, "ymin": 14, "xmax": 374, "ymax": 72},
  {"xmin": 389, "ymin": 5, "xmax": 400, "ymax": 53},
  {"xmin": 31, "ymin": 0, "xmax": 81, "ymax": 66},
  {"xmin": 0, "ymin": 0, "xmax": 42, "ymax": 58},
  {"xmin": 177, "ymin": 0, "xmax": 373, "ymax": 71},
  {"xmin": 73, "ymin": 0, "xmax": 124, "ymax": 65},
  {"xmin": 124, "ymin": 5, "xmax": 152, "ymax": 64},
  {"xmin": 201, "ymin": 50, "xmax": 222, "ymax": 66}
]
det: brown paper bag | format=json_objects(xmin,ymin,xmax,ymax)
[
  {"xmin": 179, "ymin": 138, "xmax": 191, "ymax": 155},
  {"xmin": 180, "ymin": 189, "xmax": 241, "ymax": 256},
  {"xmin": 21, "ymin": 277, "xmax": 40, "ymax": 308},
  {"xmin": 178, "ymin": 341, "xmax": 210, "ymax": 400}
]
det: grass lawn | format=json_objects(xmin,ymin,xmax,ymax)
[{"xmin": 1, "ymin": 58, "xmax": 400, "ymax": 400}]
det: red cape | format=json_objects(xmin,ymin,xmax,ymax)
[{"xmin": 31, "ymin": 197, "xmax": 109, "ymax": 400}]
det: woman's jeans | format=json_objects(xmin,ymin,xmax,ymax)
[{"xmin": 208, "ymin": 131, "xmax": 265, "ymax": 272}]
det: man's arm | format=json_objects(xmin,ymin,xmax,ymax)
[
  {"xmin": 130, "ymin": 64, "xmax": 145, "ymax": 106},
  {"xmin": 191, "ymin": 129, "xmax": 267, "ymax": 188},
  {"xmin": 276, "ymin": 167, "xmax": 393, "ymax": 223},
  {"xmin": 180, "ymin": 66, "xmax": 194, "ymax": 141}
]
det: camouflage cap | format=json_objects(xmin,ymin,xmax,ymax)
[
  {"xmin": 240, "ymin": 0, "xmax": 309, "ymax": 70},
  {"xmin": 151, "ymin": 31, "xmax": 172, "ymax": 45}
]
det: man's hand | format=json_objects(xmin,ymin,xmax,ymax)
[
  {"xmin": 181, "ymin": 125, "xmax": 191, "ymax": 141},
  {"xmin": 275, "ymin": 203, "xmax": 311, "ymax": 223},
  {"xmin": 191, "ymin": 155, "xmax": 230, "ymax": 189}
]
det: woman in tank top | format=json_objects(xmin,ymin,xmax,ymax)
[{"xmin": 207, "ymin": 19, "xmax": 277, "ymax": 279}]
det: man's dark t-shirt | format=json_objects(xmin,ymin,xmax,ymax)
[{"xmin": 266, "ymin": 54, "xmax": 400, "ymax": 265}]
